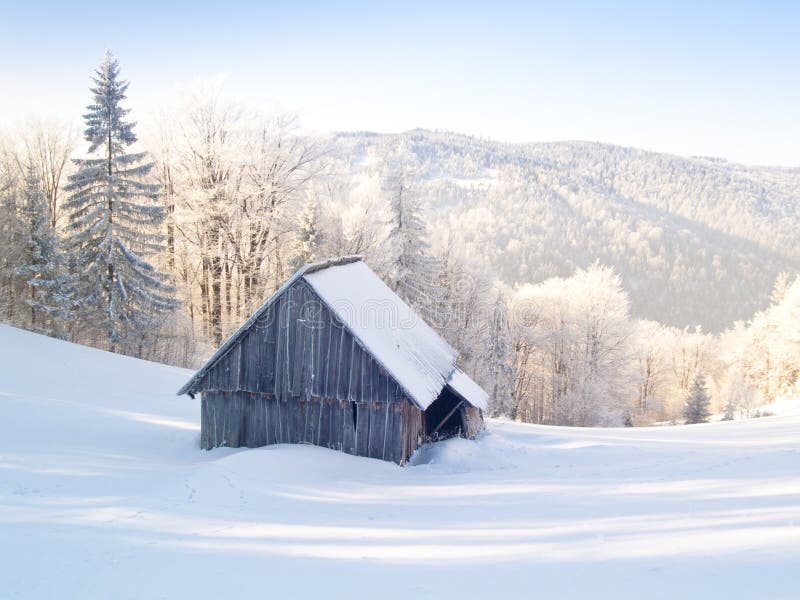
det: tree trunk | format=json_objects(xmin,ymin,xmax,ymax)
[
  {"xmin": 200, "ymin": 254, "xmax": 211, "ymax": 340},
  {"xmin": 210, "ymin": 253, "xmax": 223, "ymax": 346}
]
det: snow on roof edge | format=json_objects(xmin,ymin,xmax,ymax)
[
  {"xmin": 446, "ymin": 368, "xmax": 489, "ymax": 411},
  {"xmin": 302, "ymin": 261, "xmax": 458, "ymax": 410},
  {"xmin": 300, "ymin": 281, "xmax": 440, "ymax": 410}
]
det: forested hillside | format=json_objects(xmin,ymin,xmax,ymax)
[{"xmin": 329, "ymin": 130, "xmax": 800, "ymax": 332}]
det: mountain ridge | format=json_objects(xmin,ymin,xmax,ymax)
[{"xmin": 328, "ymin": 130, "xmax": 800, "ymax": 331}]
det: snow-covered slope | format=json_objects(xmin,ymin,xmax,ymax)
[{"xmin": 2, "ymin": 325, "xmax": 799, "ymax": 599}]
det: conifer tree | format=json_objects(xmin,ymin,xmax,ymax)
[
  {"xmin": 0, "ymin": 164, "xmax": 27, "ymax": 323},
  {"xmin": 64, "ymin": 50, "xmax": 175, "ymax": 352},
  {"xmin": 381, "ymin": 143, "xmax": 438, "ymax": 317},
  {"xmin": 16, "ymin": 160, "xmax": 76, "ymax": 339},
  {"xmin": 683, "ymin": 372, "xmax": 711, "ymax": 424}
]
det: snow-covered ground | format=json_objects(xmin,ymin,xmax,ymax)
[
  {"xmin": 1, "ymin": 324, "xmax": 799, "ymax": 599},
  {"xmin": 758, "ymin": 396, "xmax": 800, "ymax": 418}
]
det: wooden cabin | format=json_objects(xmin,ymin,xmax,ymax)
[{"xmin": 178, "ymin": 256, "xmax": 487, "ymax": 464}]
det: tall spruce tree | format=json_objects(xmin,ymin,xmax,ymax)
[
  {"xmin": 16, "ymin": 160, "xmax": 76, "ymax": 339},
  {"xmin": 64, "ymin": 50, "xmax": 175, "ymax": 353},
  {"xmin": 683, "ymin": 372, "xmax": 711, "ymax": 424},
  {"xmin": 381, "ymin": 143, "xmax": 439, "ymax": 317}
]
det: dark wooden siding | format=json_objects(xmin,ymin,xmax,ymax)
[
  {"xmin": 198, "ymin": 279, "xmax": 405, "ymax": 405},
  {"xmin": 201, "ymin": 391, "xmax": 411, "ymax": 463},
  {"xmin": 196, "ymin": 279, "xmax": 422, "ymax": 464}
]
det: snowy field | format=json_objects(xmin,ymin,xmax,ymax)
[{"xmin": 1, "ymin": 324, "xmax": 799, "ymax": 600}]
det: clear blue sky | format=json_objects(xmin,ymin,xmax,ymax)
[{"xmin": 2, "ymin": 1, "xmax": 798, "ymax": 165}]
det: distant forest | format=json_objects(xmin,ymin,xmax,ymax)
[{"xmin": 2, "ymin": 53, "xmax": 799, "ymax": 427}]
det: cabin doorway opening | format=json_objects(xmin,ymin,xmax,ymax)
[{"xmin": 424, "ymin": 386, "xmax": 465, "ymax": 440}]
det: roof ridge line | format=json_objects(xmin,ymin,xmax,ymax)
[{"xmin": 303, "ymin": 255, "xmax": 362, "ymax": 275}]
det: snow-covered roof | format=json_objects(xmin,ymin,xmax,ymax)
[
  {"xmin": 179, "ymin": 256, "xmax": 487, "ymax": 412},
  {"xmin": 446, "ymin": 368, "xmax": 489, "ymax": 411},
  {"xmin": 304, "ymin": 261, "xmax": 457, "ymax": 410}
]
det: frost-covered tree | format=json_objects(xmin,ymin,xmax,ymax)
[
  {"xmin": 297, "ymin": 193, "xmax": 322, "ymax": 265},
  {"xmin": 631, "ymin": 320, "xmax": 671, "ymax": 420},
  {"xmin": 683, "ymin": 373, "xmax": 711, "ymax": 424},
  {"xmin": 718, "ymin": 274, "xmax": 800, "ymax": 408},
  {"xmin": 381, "ymin": 143, "xmax": 438, "ymax": 316},
  {"xmin": 484, "ymin": 292, "xmax": 514, "ymax": 416},
  {"xmin": 721, "ymin": 370, "xmax": 758, "ymax": 420},
  {"xmin": 0, "ymin": 153, "xmax": 27, "ymax": 324},
  {"xmin": 148, "ymin": 85, "xmax": 323, "ymax": 346},
  {"xmin": 510, "ymin": 264, "xmax": 635, "ymax": 426},
  {"xmin": 666, "ymin": 326, "xmax": 718, "ymax": 419},
  {"xmin": 16, "ymin": 160, "xmax": 76, "ymax": 338},
  {"xmin": 64, "ymin": 51, "xmax": 175, "ymax": 353},
  {"xmin": 22, "ymin": 119, "xmax": 76, "ymax": 228}
]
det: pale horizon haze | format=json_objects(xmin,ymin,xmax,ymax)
[{"xmin": 2, "ymin": 0, "xmax": 798, "ymax": 166}]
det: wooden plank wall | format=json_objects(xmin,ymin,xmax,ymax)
[
  {"xmin": 197, "ymin": 278, "xmax": 425, "ymax": 464},
  {"xmin": 201, "ymin": 280, "xmax": 407, "ymax": 406},
  {"xmin": 201, "ymin": 391, "xmax": 408, "ymax": 464}
]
